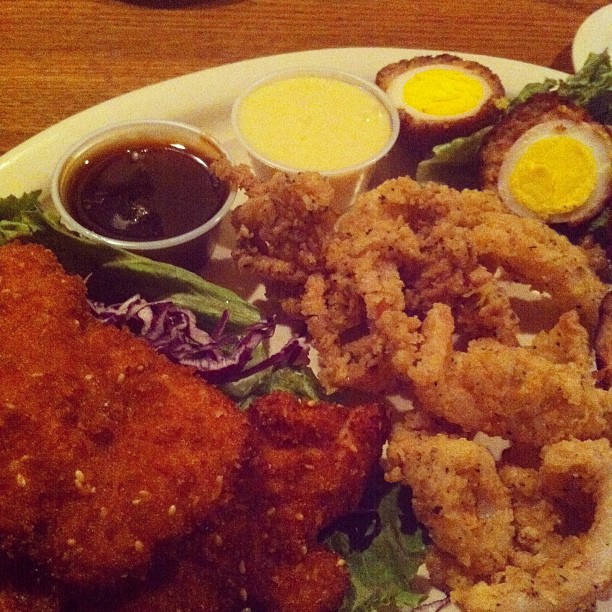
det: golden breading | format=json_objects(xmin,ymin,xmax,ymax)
[
  {"xmin": 407, "ymin": 310, "xmax": 612, "ymax": 447},
  {"xmin": 218, "ymin": 159, "xmax": 339, "ymax": 286},
  {"xmin": 228, "ymin": 169, "xmax": 607, "ymax": 392},
  {"xmin": 65, "ymin": 559, "xmax": 239, "ymax": 611},
  {"xmin": 595, "ymin": 290, "xmax": 612, "ymax": 388},
  {"xmin": 0, "ymin": 242, "xmax": 249, "ymax": 586},
  {"xmin": 385, "ymin": 426, "xmax": 612, "ymax": 612},
  {"xmin": 385, "ymin": 424, "xmax": 515, "ymax": 577},
  {"xmin": 66, "ymin": 391, "xmax": 389, "ymax": 612},
  {"xmin": 376, "ymin": 54, "xmax": 506, "ymax": 151},
  {"xmin": 458, "ymin": 440, "xmax": 612, "ymax": 612},
  {"xmin": 196, "ymin": 391, "xmax": 389, "ymax": 612}
]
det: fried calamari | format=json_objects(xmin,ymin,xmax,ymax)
[
  {"xmin": 403, "ymin": 309, "xmax": 612, "ymax": 447},
  {"xmin": 385, "ymin": 423, "xmax": 514, "ymax": 578},
  {"xmin": 215, "ymin": 160, "xmax": 338, "ymax": 287},
  {"xmin": 226, "ymin": 164, "xmax": 612, "ymax": 610},
  {"xmin": 387, "ymin": 430, "xmax": 612, "ymax": 612},
  {"xmin": 229, "ymin": 170, "xmax": 606, "ymax": 392}
]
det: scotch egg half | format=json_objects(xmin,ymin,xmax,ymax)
[
  {"xmin": 480, "ymin": 93, "xmax": 612, "ymax": 225},
  {"xmin": 497, "ymin": 120, "xmax": 612, "ymax": 224},
  {"xmin": 376, "ymin": 54, "xmax": 506, "ymax": 151}
]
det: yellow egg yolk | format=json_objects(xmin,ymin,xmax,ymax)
[
  {"xmin": 237, "ymin": 75, "xmax": 393, "ymax": 172},
  {"xmin": 402, "ymin": 68, "xmax": 485, "ymax": 116},
  {"xmin": 508, "ymin": 135, "xmax": 597, "ymax": 216}
]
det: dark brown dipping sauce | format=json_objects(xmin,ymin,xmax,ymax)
[{"xmin": 66, "ymin": 141, "xmax": 230, "ymax": 241}]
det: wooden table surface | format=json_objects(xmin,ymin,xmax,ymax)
[{"xmin": 1, "ymin": 0, "xmax": 606, "ymax": 156}]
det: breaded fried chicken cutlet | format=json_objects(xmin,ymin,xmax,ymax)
[
  {"xmin": 201, "ymin": 391, "xmax": 389, "ymax": 612},
  {"xmin": 0, "ymin": 242, "xmax": 249, "ymax": 586},
  {"xmin": 65, "ymin": 391, "xmax": 389, "ymax": 612}
]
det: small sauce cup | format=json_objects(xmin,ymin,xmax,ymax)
[
  {"xmin": 50, "ymin": 120, "xmax": 236, "ymax": 270},
  {"xmin": 232, "ymin": 68, "xmax": 400, "ymax": 211}
]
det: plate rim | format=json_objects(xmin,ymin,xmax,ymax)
[
  {"xmin": 0, "ymin": 46, "xmax": 569, "ymax": 199},
  {"xmin": 572, "ymin": 4, "xmax": 612, "ymax": 71}
]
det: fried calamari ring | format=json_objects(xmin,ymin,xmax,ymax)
[
  {"xmin": 452, "ymin": 439, "xmax": 612, "ymax": 612},
  {"xmin": 228, "ymin": 168, "xmax": 606, "ymax": 392},
  {"xmin": 385, "ymin": 422, "xmax": 515, "ymax": 577},
  {"xmin": 468, "ymin": 212, "xmax": 606, "ymax": 330},
  {"xmin": 298, "ymin": 179, "xmax": 517, "ymax": 390},
  {"xmin": 407, "ymin": 310, "xmax": 612, "ymax": 447},
  {"xmin": 301, "ymin": 177, "xmax": 606, "ymax": 390},
  {"xmin": 224, "ymin": 163, "xmax": 339, "ymax": 286},
  {"xmin": 385, "ymin": 424, "xmax": 612, "ymax": 612}
]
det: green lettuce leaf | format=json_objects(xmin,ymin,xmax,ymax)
[
  {"xmin": 0, "ymin": 192, "xmax": 260, "ymax": 331},
  {"xmin": 512, "ymin": 50, "xmax": 612, "ymax": 122},
  {"xmin": 0, "ymin": 191, "xmax": 47, "ymax": 242},
  {"xmin": 415, "ymin": 127, "xmax": 490, "ymax": 188},
  {"xmin": 226, "ymin": 364, "xmax": 324, "ymax": 406},
  {"xmin": 326, "ymin": 485, "xmax": 427, "ymax": 611},
  {"xmin": 508, "ymin": 77, "xmax": 557, "ymax": 109}
]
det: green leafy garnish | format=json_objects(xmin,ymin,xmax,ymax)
[
  {"xmin": 0, "ymin": 191, "xmax": 47, "ymax": 242},
  {"xmin": 227, "ymin": 364, "xmax": 324, "ymax": 406},
  {"xmin": 512, "ymin": 50, "xmax": 612, "ymax": 122},
  {"xmin": 507, "ymin": 77, "xmax": 558, "ymax": 108},
  {"xmin": 415, "ymin": 127, "xmax": 490, "ymax": 187},
  {"xmin": 0, "ymin": 192, "xmax": 260, "ymax": 331},
  {"xmin": 326, "ymin": 485, "xmax": 427, "ymax": 611}
]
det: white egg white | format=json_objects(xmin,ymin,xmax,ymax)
[
  {"xmin": 497, "ymin": 119, "xmax": 612, "ymax": 224},
  {"xmin": 385, "ymin": 64, "xmax": 494, "ymax": 121}
]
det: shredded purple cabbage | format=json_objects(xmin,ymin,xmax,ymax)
[{"xmin": 88, "ymin": 295, "xmax": 307, "ymax": 384}]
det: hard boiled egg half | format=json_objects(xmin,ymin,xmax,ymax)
[
  {"xmin": 496, "ymin": 119, "xmax": 612, "ymax": 224},
  {"xmin": 376, "ymin": 54, "xmax": 506, "ymax": 150}
]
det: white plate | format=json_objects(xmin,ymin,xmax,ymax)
[
  {"xmin": 1, "ymin": 47, "xmax": 609, "ymax": 612},
  {"xmin": 0, "ymin": 47, "xmax": 567, "ymax": 202},
  {"xmin": 572, "ymin": 4, "xmax": 612, "ymax": 71}
]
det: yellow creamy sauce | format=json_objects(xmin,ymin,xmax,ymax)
[
  {"xmin": 509, "ymin": 135, "xmax": 596, "ymax": 215},
  {"xmin": 402, "ymin": 68, "xmax": 485, "ymax": 116},
  {"xmin": 237, "ymin": 75, "xmax": 393, "ymax": 172}
]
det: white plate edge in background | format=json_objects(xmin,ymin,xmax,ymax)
[{"xmin": 572, "ymin": 4, "xmax": 612, "ymax": 71}]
